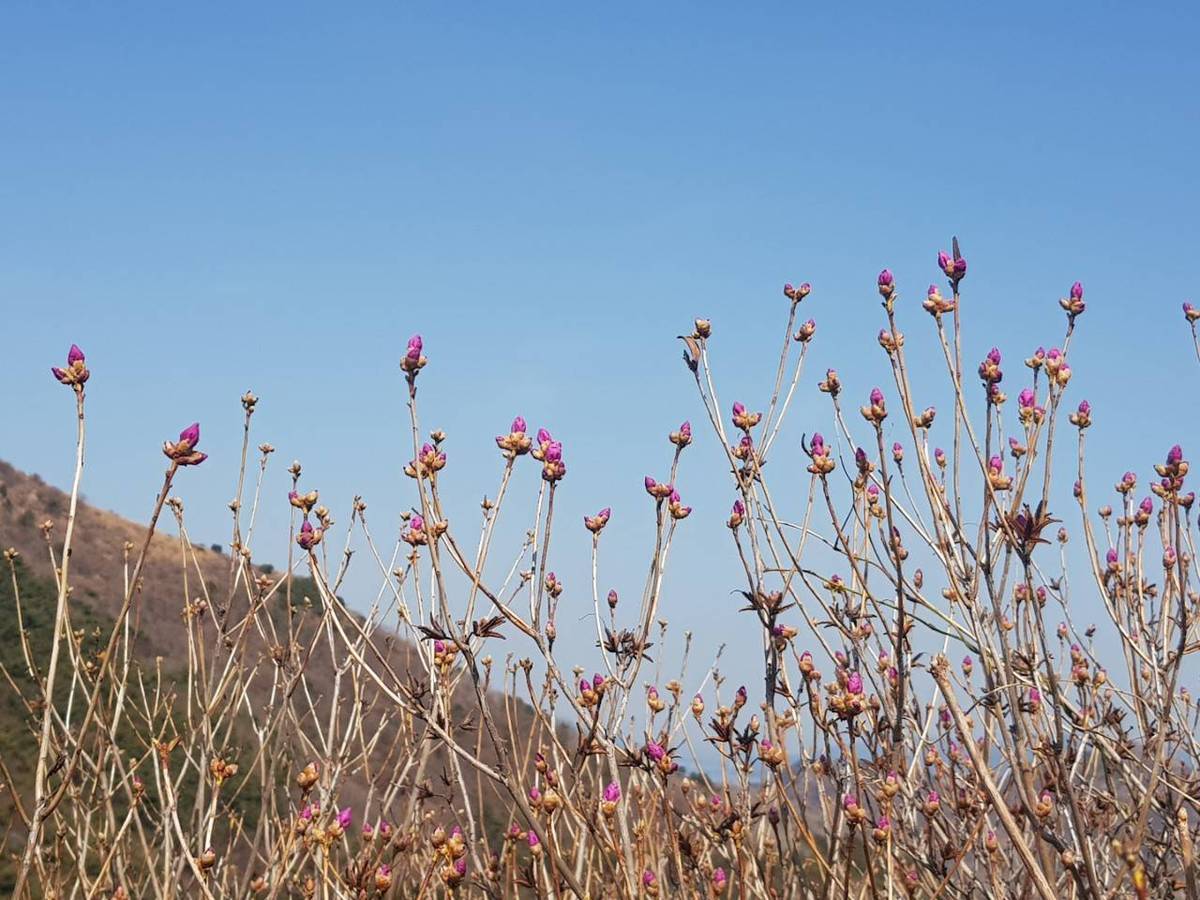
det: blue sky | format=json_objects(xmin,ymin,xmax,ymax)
[{"xmin": 3, "ymin": 4, "xmax": 1199, "ymax": 716}]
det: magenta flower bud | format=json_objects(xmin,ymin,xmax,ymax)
[
  {"xmin": 870, "ymin": 387, "xmax": 884, "ymax": 407},
  {"xmin": 67, "ymin": 344, "xmax": 85, "ymax": 365},
  {"xmin": 892, "ymin": 441, "xmax": 903, "ymax": 460},
  {"xmin": 680, "ymin": 421, "xmax": 691, "ymax": 438},
  {"xmin": 593, "ymin": 673, "xmax": 604, "ymax": 691},
  {"xmin": 735, "ymin": 685, "xmax": 748, "ymax": 705},
  {"xmin": 454, "ymin": 858, "xmax": 466, "ymax": 877},
  {"xmin": 987, "ymin": 347, "xmax": 1001, "ymax": 365},
  {"xmin": 537, "ymin": 427, "xmax": 552, "ymax": 445},
  {"xmin": 1140, "ymin": 496, "xmax": 1153, "ymax": 515},
  {"xmin": 732, "ymin": 401, "xmax": 745, "ymax": 417},
  {"xmin": 579, "ymin": 678, "xmax": 590, "ymax": 694},
  {"xmin": 527, "ymin": 831, "xmax": 539, "ymax": 848},
  {"xmin": 1070, "ymin": 281, "xmax": 1083, "ymax": 301},
  {"xmin": 644, "ymin": 476, "xmax": 657, "ymax": 492},
  {"xmin": 643, "ymin": 870, "xmax": 657, "ymax": 888},
  {"xmin": 732, "ymin": 499, "xmax": 745, "ymax": 516},
  {"xmin": 406, "ymin": 334, "xmax": 422, "ymax": 361},
  {"xmin": 1106, "ymin": 548, "xmax": 1118, "ymax": 565},
  {"xmin": 938, "ymin": 250, "xmax": 951, "ymax": 271},
  {"xmin": 544, "ymin": 441, "xmax": 562, "ymax": 462},
  {"xmin": 1077, "ymin": 400, "xmax": 1090, "ymax": 416},
  {"xmin": 300, "ymin": 804, "xmax": 314, "ymax": 821},
  {"xmin": 529, "ymin": 785, "xmax": 541, "ymax": 802},
  {"xmin": 179, "ymin": 422, "xmax": 200, "ymax": 448},
  {"xmin": 878, "ymin": 269, "xmax": 894, "ymax": 287},
  {"xmin": 713, "ymin": 868, "xmax": 727, "ymax": 889},
  {"xmin": 511, "ymin": 416, "xmax": 526, "ymax": 433},
  {"xmin": 603, "ymin": 782, "xmax": 621, "ymax": 803},
  {"xmin": 645, "ymin": 740, "xmax": 665, "ymax": 762},
  {"xmin": 811, "ymin": 433, "xmax": 826, "ymax": 455},
  {"xmin": 410, "ymin": 514, "xmax": 424, "ymax": 531},
  {"xmin": 337, "ymin": 807, "xmax": 352, "ymax": 829},
  {"xmin": 1019, "ymin": 388, "xmax": 1035, "ymax": 409},
  {"xmin": 843, "ymin": 793, "xmax": 858, "ymax": 811},
  {"xmin": 934, "ymin": 447, "xmax": 946, "ymax": 466},
  {"xmin": 846, "ymin": 672, "xmax": 864, "ymax": 695},
  {"xmin": 1168, "ymin": 444, "xmax": 1184, "ymax": 465}
]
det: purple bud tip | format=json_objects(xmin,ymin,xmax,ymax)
[
  {"xmin": 870, "ymin": 387, "xmax": 884, "ymax": 406},
  {"xmin": 598, "ymin": 507, "xmax": 610, "ymax": 518},
  {"xmin": 644, "ymin": 476, "xmax": 656, "ymax": 490},
  {"xmin": 846, "ymin": 672, "xmax": 864, "ymax": 695},
  {"xmin": 1070, "ymin": 281, "xmax": 1083, "ymax": 300},
  {"xmin": 1078, "ymin": 400, "xmax": 1090, "ymax": 415},
  {"xmin": 987, "ymin": 347, "xmax": 1001, "ymax": 364},
  {"xmin": 544, "ymin": 441, "xmax": 562, "ymax": 462},
  {"xmin": 643, "ymin": 871, "xmax": 656, "ymax": 887},
  {"xmin": 527, "ymin": 831, "xmax": 539, "ymax": 847},
  {"xmin": 1019, "ymin": 388, "xmax": 1035, "ymax": 408},
  {"xmin": 732, "ymin": 499, "xmax": 745, "ymax": 515},
  {"xmin": 603, "ymin": 782, "xmax": 621, "ymax": 803},
  {"xmin": 410, "ymin": 514, "xmax": 424, "ymax": 530},
  {"xmin": 300, "ymin": 520, "xmax": 314, "ymax": 534},
  {"xmin": 937, "ymin": 250, "xmax": 951, "ymax": 267},
  {"xmin": 337, "ymin": 807, "xmax": 353, "ymax": 828},
  {"xmin": 878, "ymin": 269, "xmax": 894, "ymax": 286},
  {"xmin": 454, "ymin": 858, "xmax": 466, "ymax": 876},
  {"xmin": 1140, "ymin": 497, "xmax": 1153, "ymax": 514},
  {"xmin": 537, "ymin": 428, "xmax": 552, "ymax": 444},
  {"xmin": 67, "ymin": 344, "xmax": 85, "ymax": 364},
  {"xmin": 732, "ymin": 401, "xmax": 745, "ymax": 416},
  {"xmin": 511, "ymin": 416, "xmax": 526, "ymax": 433},
  {"xmin": 680, "ymin": 420, "xmax": 691, "ymax": 434},
  {"xmin": 179, "ymin": 422, "xmax": 201, "ymax": 447},
  {"xmin": 1168, "ymin": 444, "xmax": 1184, "ymax": 464}
]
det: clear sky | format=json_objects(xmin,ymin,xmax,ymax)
[{"xmin": 3, "ymin": 4, "xmax": 1199, "ymax": 716}]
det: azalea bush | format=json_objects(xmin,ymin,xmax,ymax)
[{"xmin": 5, "ymin": 243, "xmax": 1200, "ymax": 899}]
